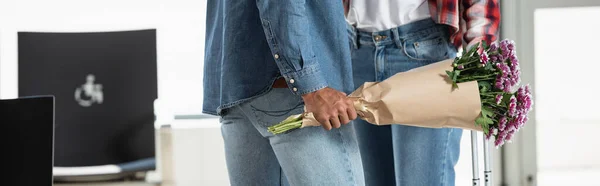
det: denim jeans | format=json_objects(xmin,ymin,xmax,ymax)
[
  {"xmin": 220, "ymin": 88, "xmax": 365, "ymax": 186},
  {"xmin": 348, "ymin": 19, "xmax": 463, "ymax": 186}
]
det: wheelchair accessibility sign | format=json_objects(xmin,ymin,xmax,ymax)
[{"xmin": 75, "ymin": 74, "xmax": 103, "ymax": 107}]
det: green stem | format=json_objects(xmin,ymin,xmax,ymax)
[
  {"xmin": 470, "ymin": 74, "xmax": 497, "ymax": 79},
  {"xmin": 481, "ymin": 98, "xmax": 496, "ymax": 103},
  {"xmin": 458, "ymin": 77, "xmax": 495, "ymax": 82},
  {"xmin": 486, "ymin": 103, "xmax": 508, "ymax": 112},
  {"xmin": 458, "ymin": 66, "xmax": 479, "ymax": 71},
  {"xmin": 481, "ymin": 92, "xmax": 505, "ymax": 95},
  {"xmin": 456, "ymin": 58, "xmax": 479, "ymax": 66},
  {"xmin": 268, "ymin": 120, "xmax": 303, "ymax": 134},
  {"xmin": 456, "ymin": 77, "xmax": 496, "ymax": 83},
  {"xmin": 457, "ymin": 73, "xmax": 497, "ymax": 81}
]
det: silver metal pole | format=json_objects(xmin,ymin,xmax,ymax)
[
  {"xmin": 483, "ymin": 135, "xmax": 492, "ymax": 186},
  {"xmin": 471, "ymin": 131, "xmax": 480, "ymax": 186}
]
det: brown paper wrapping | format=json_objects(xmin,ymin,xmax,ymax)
[{"xmin": 301, "ymin": 59, "xmax": 483, "ymax": 131}]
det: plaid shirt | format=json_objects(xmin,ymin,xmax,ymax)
[{"xmin": 343, "ymin": 0, "xmax": 500, "ymax": 49}]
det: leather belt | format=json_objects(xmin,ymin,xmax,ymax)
[{"xmin": 272, "ymin": 77, "xmax": 288, "ymax": 88}]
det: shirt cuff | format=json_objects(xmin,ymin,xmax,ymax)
[{"xmin": 280, "ymin": 64, "xmax": 328, "ymax": 95}]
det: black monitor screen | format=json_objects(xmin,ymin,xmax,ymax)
[{"xmin": 0, "ymin": 96, "xmax": 54, "ymax": 186}]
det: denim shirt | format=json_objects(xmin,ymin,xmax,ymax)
[{"xmin": 203, "ymin": 0, "xmax": 354, "ymax": 115}]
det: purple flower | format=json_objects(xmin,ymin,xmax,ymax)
[
  {"xmin": 511, "ymin": 60, "xmax": 519, "ymax": 72},
  {"xmin": 516, "ymin": 85, "xmax": 533, "ymax": 116},
  {"xmin": 499, "ymin": 39, "xmax": 517, "ymax": 65},
  {"xmin": 510, "ymin": 51, "xmax": 520, "ymax": 71},
  {"xmin": 511, "ymin": 68, "xmax": 521, "ymax": 82},
  {"xmin": 480, "ymin": 52, "xmax": 489, "ymax": 65},
  {"xmin": 500, "ymin": 40, "xmax": 510, "ymax": 53},
  {"xmin": 515, "ymin": 114, "xmax": 527, "ymax": 129},
  {"xmin": 524, "ymin": 84, "xmax": 532, "ymax": 95},
  {"xmin": 503, "ymin": 75, "xmax": 515, "ymax": 93},
  {"xmin": 498, "ymin": 117, "xmax": 508, "ymax": 131},
  {"xmin": 507, "ymin": 118, "xmax": 518, "ymax": 131},
  {"xmin": 458, "ymin": 65, "xmax": 465, "ymax": 70},
  {"xmin": 505, "ymin": 129, "xmax": 516, "ymax": 142},
  {"xmin": 500, "ymin": 42, "xmax": 508, "ymax": 51},
  {"xmin": 524, "ymin": 84, "xmax": 531, "ymax": 95},
  {"xmin": 496, "ymin": 62, "xmax": 510, "ymax": 75},
  {"xmin": 495, "ymin": 82, "xmax": 504, "ymax": 90},
  {"xmin": 520, "ymin": 116, "xmax": 529, "ymax": 128},
  {"xmin": 508, "ymin": 96, "xmax": 517, "ymax": 117},
  {"xmin": 495, "ymin": 130, "xmax": 506, "ymax": 147},
  {"xmin": 510, "ymin": 95, "xmax": 517, "ymax": 105},
  {"xmin": 494, "ymin": 61, "xmax": 519, "ymax": 92},
  {"xmin": 495, "ymin": 67, "xmax": 512, "ymax": 92},
  {"xmin": 507, "ymin": 40, "xmax": 515, "ymax": 51},
  {"xmin": 509, "ymin": 95, "xmax": 517, "ymax": 107},
  {"xmin": 495, "ymin": 76, "xmax": 505, "ymax": 90},
  {"xmin": 503, "ymin": 82, "xmax": 513, "ymax": 92},
  {"xmin": 502, "ymin": 51, "xmax": 511, "ymax": 62},
  {"xmin": 495, "ymin": 94, "xmax": 503, "ymax": 105},
  {"xmin": 486, "ymin": 127, "xmax": 494, "ymax": 140},
  {"xmin": 489, "ymin": 42, "xmax": 498, "ymax": 52},
  {"xmin": 497, "ymin": 53, "xmax": 506, "ymax": 62},
  {"xmin": 517, "ymin": 85, "xmax": 526, "ymax": 95},
  {"xmin": 510, "ymin": 50, "xmax": 518, "ymax": 62},
  {"xmin": 517, "ymin": 86, "xmax": 532, "ymax": 105},
  {"xmin": 505, "ymin": 76, "xmax": 519, "ymax": 92},
  {"xmin": 500, "ymin": 39, "xmax": 515, "ymax": 51},
  {"xmin": 490, "ymin": 55, "xmax": 498, "ymax": 62}
]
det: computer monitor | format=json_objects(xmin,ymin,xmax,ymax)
[
  {"xmin": 0, "ymin": 96, "xmax": 55, "ymax": 186},
  {"xmin": 18, "ymin": 29, "xmax": 157, "ymax": 168}
]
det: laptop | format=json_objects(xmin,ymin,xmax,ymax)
[
  {"xmin": 0, "ymin": 96, "xmax": 55, "ymax": 186},
  {"xmin": 17, "ymin": 29, "xmax": 158, "ymax": 171}
]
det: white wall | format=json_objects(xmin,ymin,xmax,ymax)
[
  {"xmin": 0, "ymin": 0, "xmax": 207, "ymax": 115},
  {"xmin": 500, "ymin": 0, "xmax": 600, "ymax": 185},
  {"xmin": 534, "ymin": 7, "xmax": 600, "ymax": 186}
]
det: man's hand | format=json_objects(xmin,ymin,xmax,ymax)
[{"xmin": 301, "ymin": 87, "xmax": 358, "ymax": 130}]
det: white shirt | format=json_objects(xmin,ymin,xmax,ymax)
[{"xmin": 346, "ymin": 0, "xmax": 431, "ymax": 32}]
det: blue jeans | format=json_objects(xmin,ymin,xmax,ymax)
[
  {"xmin": 348, "ymin": 19, "xmax": 463, "ymax": 186},
  {"xmin": 220, "ymin": 88, "xmax": 365, "ymax": 186}
]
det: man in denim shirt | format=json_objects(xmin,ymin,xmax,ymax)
[{"xmin": 203, "ymin": 1, "xmax": 365, "ymax": 185}]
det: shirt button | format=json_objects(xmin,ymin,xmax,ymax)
[
  {"xmin": 293, "ymin": 87, "xmax": 298, "ymax": 92},
  {"xmin": 289, "ymin": 79, "xmax": 295, "ymax": 84},
  {"xmin": 274, "ymin": 54, "xmax": 280, "ymax": 59}
]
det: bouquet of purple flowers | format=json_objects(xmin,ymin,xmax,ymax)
[
  {"xmin": 448, "ymin": 39, "xmax": 533, "ymax": 146},
  {"xmin": 269, "ymin": 39, "xmax": 533, "ymax": 147}
]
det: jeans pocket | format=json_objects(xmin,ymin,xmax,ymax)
[
  {"xmin": 250, "ymin": 99, "xmax": 304, "ymax": 128},
  {"xmin": 402, "ymin": 32, "xmax": 451, "ymax": 62}
]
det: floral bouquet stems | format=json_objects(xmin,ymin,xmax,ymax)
[
  {"xmin": 268, "ymin": 39, "xmax": 533, "ymax": 147},
  {"xmin": 267, "ymin": 114, "xmax": 304, "ymax": 135}
]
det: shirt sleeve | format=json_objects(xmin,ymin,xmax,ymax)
[
  {"xmin": 461, "ymin": 0, "xmax": 501, "ymax": 49},
  {"xmin": 255, "ymin": 0, "xmax": 329, "ymax": 95}
]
